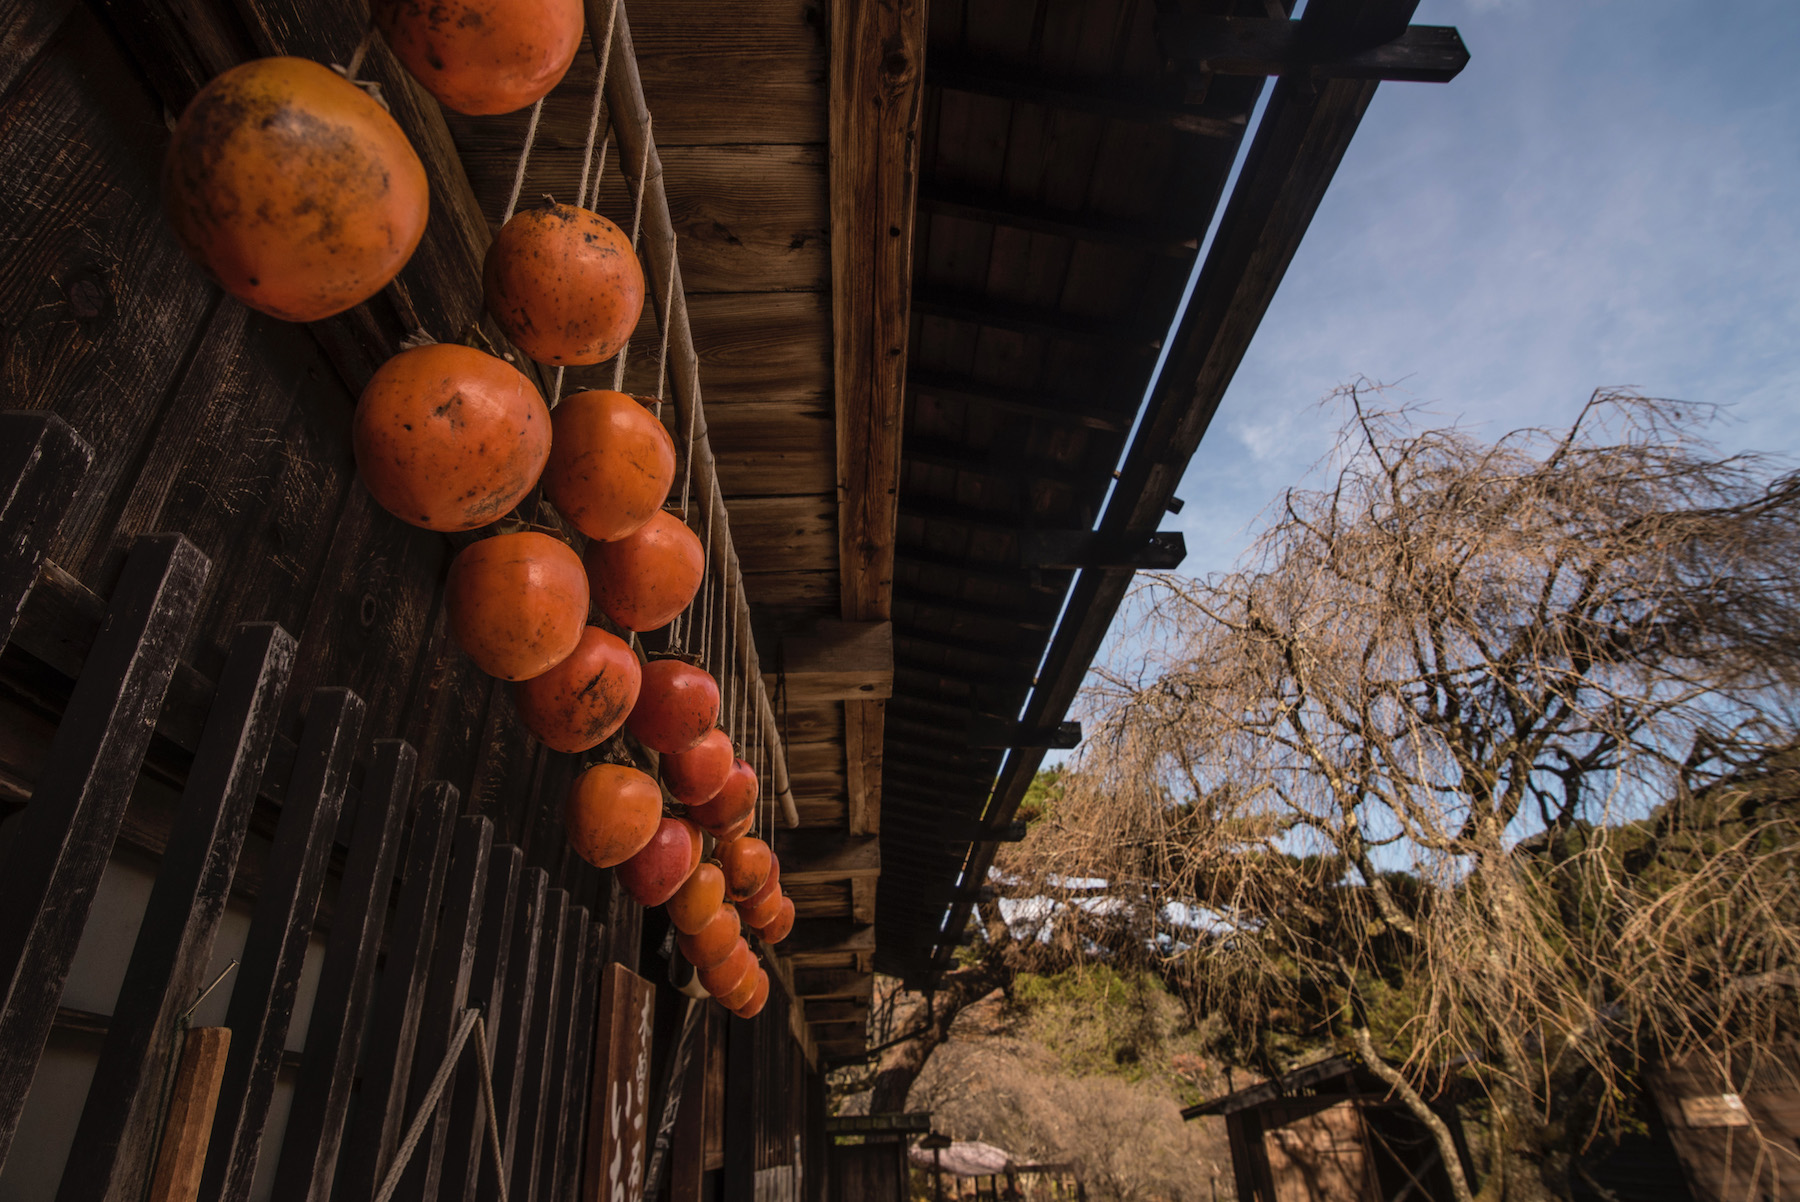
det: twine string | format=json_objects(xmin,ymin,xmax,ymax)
[{"xmin": 611, "ymin": 117, "xmax": 656, "ymax": 393}]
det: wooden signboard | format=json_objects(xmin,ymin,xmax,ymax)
[{"xmin": 583, "ymin": 962, "xmax": 657, "ymax": 1202}]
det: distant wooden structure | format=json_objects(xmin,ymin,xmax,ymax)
[
  {"xmin": 1642, "ymin": 1055, "xmax": 1800, "ymax": 1201},
  {"xmin": 1183, "ymin": 1056, "xmax": 1473, "ymax": 1202}
]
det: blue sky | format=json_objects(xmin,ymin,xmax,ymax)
[{"xmin": 1169, "ymin": 0, "xmax": 1800, "ymax": 578}]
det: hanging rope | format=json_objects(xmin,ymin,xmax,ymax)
[
  {"xmin": 343, "ymin": 22, "xmax": 377, "ymax": 82},
  {"xmin": 577, "ymin": 0, "xmax": 620, "ymax": 209},
  {"xmin": 372, "ymin": 1009, "xmax": 508, "ymax": 1202},
  {"xmin": 653, "ymin": 246, "xmax": 678, "ymax": 419},
  {"xmin": 610, "ymin": 117, "xmax": 655, "ymax": 393},
  {"xmin": 500, "ymin": 99, "xmax": 545, "ymax": 226}
]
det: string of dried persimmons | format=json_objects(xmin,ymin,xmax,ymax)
[{"xmin": 157, "ymin": 0, "xmax": 790, "ymax": 1022}]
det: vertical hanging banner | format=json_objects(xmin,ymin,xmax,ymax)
[{"xmin": 582, "ymin": 962, "xmax": 656, "ymax": 1202}]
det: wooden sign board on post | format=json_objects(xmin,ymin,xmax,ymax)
[{"xmin": 583, "ymin": 962, "xmax": 657, "ymax": 1202}]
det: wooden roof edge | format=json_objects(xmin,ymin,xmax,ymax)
[
  {"xmin": 1181, "ymin": 1055, "xmax": 1361, "ymax": 1119},
  {"xmin": 914, "ymin": 0, "xmax": 1471, "ymax": 981}
]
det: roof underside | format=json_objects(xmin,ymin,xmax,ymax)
[{"xmin": 875, "ymin": 0, "xmax": 1269, "ymax": 977}]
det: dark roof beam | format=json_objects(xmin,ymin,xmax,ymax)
[
  {"xmin": 926, "ymin": 54, "xmax": 1251, "ymax": 138},
  {"xmin": 918, "ymin": 183, "xmax": 1201, "ymax": 258}
]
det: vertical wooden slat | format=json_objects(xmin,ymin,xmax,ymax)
[
  {"xmin": 333, "ymin": 780, "xmax": 460, "ymax": 1199},
  {"xmin": 481, "ymin": 867, "xmax": 547, "ymax": 1202},
  {"xmin": 58, "ymin": 622, "xmax": 297, "ymax": 1202},
  {"xmin": 669, "ymin": 1005, "xmax": 711, "ymax": 1202},
  {"xmin": 603, "ymin": 873, "xmax": 643, "ymax": 975},
  {"xmin": 554, "ymin": 924, "xmax": 605, "ymax": 1202},
  {"xmin": 509, "ymin": 888, "xmax": 568, "ymax": 1202},
  {"xmin": 145, "ymin": 1028, "xmax": 233, "ymax": 1202},
  {"xmin": 391, "ymin": 815, "xmax": 494, "ymax": 1202},
  {"xmin": 721, "ymin": 1009, "xmax": 757, "ymax": 1202},
  {"xmin": 269, "ymin": 739, "xmax": 418, "ymax": 1202},
  {"xmin": 644, "ymin": 997, "xmax": 707, "ymax": 1202},
  {"xmin": 446, "ymin": 844, "xmax": 522, "ymax": 1202},
  {"xmin": 534, "ymin": 907, "xmax": 589, "ymax": 1202},
  {"xmin": 0, "ymin": 410, "xmax": 93, "ymax": 648},
  {"xmin": 0, "ymin": 532, "xmax": 208, "ymax": 1166},
  {"xmin": 201, "ymin": 686, "xmax": 366, "ymax": 1202}
]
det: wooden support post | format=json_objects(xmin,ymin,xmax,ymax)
[
  {"xmin": 509, "ymin": 888, "xmax": 568, "ymax": 1202},
  {"xmin": 775, "ymin": 620, "xmax": 894, "ymax": 701},
  {"xmin": 60, "ymin": 623, "xmax": 296, "ymax": 1202},
  {"xmin": 202, "ymin": 686, "xmax": 366, "ymax": 1202},
  {"xmin": 446, "ymin": 845, "xmax": 522, "ymax": 1202},
  {"xmin": 669, "ymin": 1005, "xmax": 711, "ymax": 1202},
  {"xmin": 776, "ymin": 833, "xmax": 881, "ymax": 885},
  {"xmin": 391, "ymin": 816, "xmax": 494, "ymax": 1202},
  {"xmin": 533, "ymin": 906, "xmax": 588, "ymax": 1202},
  {"xmin": 334, "ymin": 781, "xmax": 460, "ymax": 1200},
  {"xmin": 0, "ymin": 411, "xmax": 92, "ymax": 648},
  {"xmin": 0, "ymin": 533, "xmax": 208, "ymax": 1167},
  {"xmin": 145, "ymin": 1027, "xmax": 232, "ymax": 1202},
  {"xmin": 270, "ymin": 739, "xmax": 418, "ymax": 1202},
  {"xmin": 720, "ymin": 1008, "xmax": 756, "ymax": 1202},
  {"xmin": 481, "ymin": 867, "xmax": 547, "ymax": 1202}
]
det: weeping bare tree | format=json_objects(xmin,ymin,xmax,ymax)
[{"xmin": 1019, "ymin": 389, "xmax": 1800, "ymax": 1200}]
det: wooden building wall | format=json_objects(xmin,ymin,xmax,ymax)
[{"xmin": 0, "ymin": 0, "xmax": 827, "ymax": 1196}]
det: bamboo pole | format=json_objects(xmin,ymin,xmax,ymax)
[{"xmin": 587, "ymin": 0, "xmax": 797, "ymax": 827}]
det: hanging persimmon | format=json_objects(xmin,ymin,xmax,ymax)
[
  {"xmin": 164, "ymin": 57, "xmax": 428, "ymax": 322},
  {"xmin": 677, "ymin": 903, "xmax": 740, "ymax": 969},
  {"xmin": 355, "ymin": 344, "xmax": 549, "ymax": 532},
  {"xmin": 714, "ymin": 809, "xmax": 755, "ymax": 842},
  {"xmin": 668, "ymin": 863, "xmax": 725, "ymax": 935},
  {"xmin": 676, "ymin": 816, "xmax": 705, "ymax": 874},
  {"xmin": 617, "ymin": 816, "xmax": 700, "ymax": 907},
  {"xmin": 687, "ymin": 758, "xmax": 756, "ymax": 833},
  {"xmin": 446, "ymin": 532, "xmax": 587, "ymax": 680},
  {"xmin": 757, "ymin": 897, "xmax": 794, "ymax": 945},
  {"xmin": 739, "ymin": 882, "xmax": 783, "ymax": 931},
  {"xmin": 697, "ymin": 939, "xmax": 754, "ymax": 999},
  {"xmin": 717, "ymin": 836, "xmax": 772, "ymax": 902},
  {"xmin": 624, "ymin": 660, "xmax": 718, "ymax": 755},
  {"xmin": 717, "ymin": 967, "xmax": 759, "ymax": 1011},
  {"xmin": 732, "ymin": 969, "xmax": 771, "ymax": 1019},
  {"xmin": 584, "ymin": 510, "xmax": 704, "ymax": 632},
  {"xmin": 512, "ymin": 626, "xmax": 640, "ymax": 752},
  {"xmin": 740, "ymin": 855, "xmax": 781, "ymax": 919},
  {"xmin": 565, "ymin": 763, "xmax": 660, "ymax": 869},
  {"xmin": 663, "ymin": 728, "xmax": 734, "ymax": 805},
  {"xmin": 372, "ymin": 0, "xmax": 583, "ymax": 116},
  {"xmin": 484, "ymin": 202, "xmax": 644, "ymax": 365},
  {"xmin": 543, "ymin": 391, "xmax": 675, "ymax": 543}
]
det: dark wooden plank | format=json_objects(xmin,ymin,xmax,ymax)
[
  {"xmin": 721, "ymin": 1003, "xmax": 756, "ymax": 1202},
  {"xmin": 644, "ymin": 998, "xmax": 707, "ymax": 1202},
  {"xmin": 926, "ymin": 53, "xmax": 1245, "ymax": 136},
  {"xmin": 200, "ymin": 685, "xmax": 366, "ymax": 1202},
  {"xmin": 554, "ymin": 923, "xmax": 605, "ymax": 1202},
  {"xmin": 918, "ymin": 182, "xmax": 1199, "ymax": 255},
  {"xmin": 481, "ymin": 867, "xmax": 548, "ymax": 1202},
  {"xmin": 0, "ymin": 533, "xmax": 207, "ymax": 1166},
  {"xmin": 445, "ymin": 845, "xmax": 522, "ymax": 1202},
  {"xmin": 533, "ymin": 906, "xmax": 589, "ymax": 1202},
  {"xmin": 669, "ymin": 1003, "xmax": 710, "ymax": 1202},
  {"xmin": 0, "ymin": 411, "xmax": 92, "ymax": 648},
  {"xmin": 268, "ymin": 739, "xmax": 418, "ymax": 1202},
  {"xmin": 390, "ymin": 815, "xmax": 494, "ymax": 1202},
  {"xmin": 331, "ymin": 780, "xmax": 460, "ymax": 1200},
  {"xmin": 58, "ymin": 622, "xmax": 296, "ymax": 1202},
  {"xmin": 508, "ymin": 887, "xmax": 568, "ymax": 1202},
  {"xmin": 906, "ymin": 370, "xmax": 1132, "ymax": 432},
  {"xmin": 1156, "ymin": 15, "xmax": 1469, "ymax": 83},
  {"xmin": 144, "ymin": 1028, "xmax": 232, "ymax": 1202},
  {"xmin": 0, "ymin": 0, "xmax": 77, "ymax": 101}
]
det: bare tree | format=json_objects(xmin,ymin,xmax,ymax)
[{"xmin": 1019, "ymin": 389, "xmax": 1800, "ymax": 1200}]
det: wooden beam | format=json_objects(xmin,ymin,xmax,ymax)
[
  {"xmin": 907, "ymin": 370, "xmax": 1133, "ymax": 432},
  {"xmin": 776, "ymin": 834, "xmax": 880, "ymax": 885},
  {"xmin": 844, "ymin": 699, "xmax": 883, "ymax": 837},
  {"xmin": 851, "ymin": 877, "xmax": 876, "ymax": 925},
  {"xmin": 913, "ymin": 287, "xmax": 1163, "ymax": 349},
  {"xmin": 778, "ymin": 921, "xmax": 877, "ymax": 960},
  {"xmin": 918, "ymin": 182, "xmax": 1200, "ymax": 257},
  {"xmin": 792, "ymin": 970, "xmax": 874, "ymax": 1000},
  {"xmin": 802, "ymin": 1001, "xmax": 870, "ymax": 1026},
  {"xmin": 1157, "ymin": 15, "xmax": 1470, "ymax": 83},
  {"xmin": 926, "ymin": 54, "xmax": 1248, "ymax": 137},
  {"xmin": 146, "ymin": 1028, "xmax": 232, "ymax": 1202},
  {"xmin": 831, "ymin": 0, "xmax": 924, "ymax": 625},
  {"xmin": 772, "ymin": 619, "xmax": 894, "ymax": 701}
]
